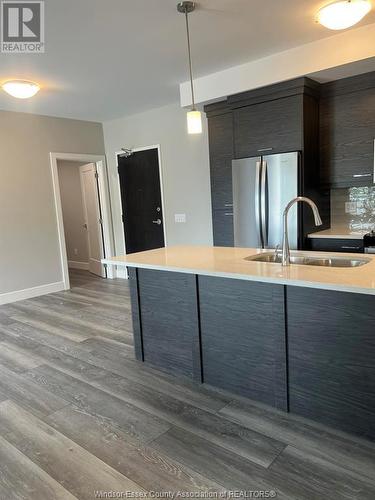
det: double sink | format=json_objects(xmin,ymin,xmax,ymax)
[{"xmin": 245, "ymin": 252, "xmax": 370, "ymax": 268}]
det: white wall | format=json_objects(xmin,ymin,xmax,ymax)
[
  {"xmin": 57, "ymin": 160, "xmax": 89, "ymax": 265},
  {"xmin": 103, "ymin": 102, "xmax": 213, "ymax": 255},
  {"xmin": 0, "ymin": 110, "xmax": 105, "ymax": 298}
]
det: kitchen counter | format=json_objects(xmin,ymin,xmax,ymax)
[
  {"xmin": 103, "ymin": 245, "xmax": 375, "ymax": 296},
  {"xmin": 308, "ymin": 227, "xmax": 368, "ymax": 239},
  {"xmin": 105, "ymin": 245, "xmax": 375, "ymax": 441}
]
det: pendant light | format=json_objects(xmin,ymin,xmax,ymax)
[{"xmin": 177, "ymin": 1, "xmax": 202, "ymax": 134}]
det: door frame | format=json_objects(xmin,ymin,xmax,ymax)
[
  {"xmin": 50, "ymin": 152, "xmax": 115, "ymax": 290},
  {"xmin": 115, "ymin": 144, "xmax": 167, "ymax": 257}
]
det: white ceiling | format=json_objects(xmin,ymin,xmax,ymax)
[{"xmin": 0, "ymin": 0, "xmax": 375, "ymax": 122}]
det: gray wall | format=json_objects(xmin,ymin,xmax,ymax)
[
  {"xmin": 0, "ymin": 110, "xmax": 105, "ymax": 295},
  {"xmin": 103, "ymin": 102, "xmax": 213, "ymax": 255},
  {"xmin": 57, "ymin": 160, "xmax": 89, "ymax": 264}
]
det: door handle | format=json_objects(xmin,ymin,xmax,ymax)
[
  {"xmin": 255, "ymin": 161, "xmax": 263, "ymax": 248},
  {"xmin": 82, "ymin": 223, "xmax": 87, "ymax": 229},
  {"xmin": 152, "ymin": 219, "xmax": 162, "ymax": 225},
  {"xmin": 260, "ymin": 160, "xmax": 268, "ymax": 248}
]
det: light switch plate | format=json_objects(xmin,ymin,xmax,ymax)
[{"xmin": 174, "ymin": 213, "xmax": 186, "ymax": 223}]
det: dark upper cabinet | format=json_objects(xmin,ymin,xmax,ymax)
[
  {"xmin": 320, "ymin": 73, "xmax": 375, "ymax": 187},
  {"xmin": 199, "ymin": 276, "xmax": 287, "ymax": 410},
  {"xmin": 233, "ymin": 95, "xmax": 303, "ymax": 159}
]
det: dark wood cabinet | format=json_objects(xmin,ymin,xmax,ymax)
[
  {"xmin": 308, "ymin": 237, "xmax": 364, "ymax": 253},
  {"xmin": 211, "ymin": 209, "xmax": 234, "ymax": 246},
  {"xmin": 287, "ymin": 286, "xmax": 375, "ymax": 440},
  {"xmin": 206, "ymin": 110, "xmax": 234, "ymax": 246},
  {"xmin": 233, "ymin": 95, "xmax": 303, "ymax": 159},
  {"xmin": 320, "ymin": 73, "xmax": 375, "ymax": 187},
  {"xmin": 198, "ymin": 276, "xmax": 287, "ymax": 410},
  {"xmin": 135, "ymin": 269, "xmax": 201, "ymax": 381},
  {"xmin": 129, "ymin": 265, "xmax": 375, "ymax": 442},
  {"xmin": 207, "ymin": 111, "xmax": 234, "ymax": 211}
]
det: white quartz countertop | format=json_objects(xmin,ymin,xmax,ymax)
[
  {"xmin": 103, "ymin": 246, "xmax": 375, "ymax": 296},
  {"xmin": 308, "ymin": 227, "xmax": 368, "ymax": 239}
]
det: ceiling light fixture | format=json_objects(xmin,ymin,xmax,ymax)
[
  {"xmin": 317, "ymin": 0, "xmax": 372, "ymax": 30},
  {"xmin": 2, "ymin": 80, "xmax": 40, "ymax": 99},
  {"xmin": 177, "ymin": 1, "xmax": 202, "ymax": 135}
]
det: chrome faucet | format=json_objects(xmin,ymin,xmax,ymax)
[{"xmin": 282, "ymin": 197, "xmax": 322, "ymax": 266}]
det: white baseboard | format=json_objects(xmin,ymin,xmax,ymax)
[
  {"xmin": 0, "ymin": 281, "xmax": 65, "ymax": 306},
  {"xmin": 68, "ymin": 260, "xmax": 89, "ymax": 270}
]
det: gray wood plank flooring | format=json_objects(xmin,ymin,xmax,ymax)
[{"xmin": 0, "ymin": 269, "xmax": 373, "ymax": 499}]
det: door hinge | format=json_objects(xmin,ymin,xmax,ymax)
[
  {"xmin": 94, "ymin": 171, "xmax": 99, "ymax": 179},
  {"xmin": 99, "ymin": 218, "xmax": 103, "ymax": 225},
  {"xmin": 122, "ymin": 214, "xmax": 125, "ymax": 223}
]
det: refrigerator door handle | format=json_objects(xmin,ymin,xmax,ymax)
[
  {"xmin": 261, "ymin": 159, "xmax": 268, "ymax": 248},
  {"xmin": 255, "ymin": 160, "xmax": 263, "ymax": 248}
]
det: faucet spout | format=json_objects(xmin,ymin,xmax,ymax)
[{"xmin": 282, "ymin": 196, "xmax": 322, "ymax": 266}]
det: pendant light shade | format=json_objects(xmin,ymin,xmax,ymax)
[
  {"xmin": 178, "ymin": 1, "xmax": 202, "ymax": 135},
  {"xmin": 187, "ymin": 110, "xmax": 202, "ymax": 134}
]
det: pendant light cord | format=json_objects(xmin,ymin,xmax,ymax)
[{"xmin": 184, "ymin": 8, "xmax": 196, "ymax": 110}]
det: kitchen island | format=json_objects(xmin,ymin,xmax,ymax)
[{"xmin": 104, "ymin": 246, "xmax": 375, "ymax": 442}]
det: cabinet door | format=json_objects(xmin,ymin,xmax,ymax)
[
  {"xmin": 208, "ymin": 112, "xmax": 234, "ymax": 210},
  {"xmin": 320, "ymin": 88, "xmax": 375, "ymax": 187},
  {"xmin": 287, "ymin": 286, "xmax": 375, "ymax": 440},
  {"xmin": 199, "ymin": 276, "xmax": 287, "ymax": 410},
  {"xmin": 308, "ymin": 238, "xmax": 364, "ymax": 253},
  {"xmin": 137, "ymin": 269, "xmax": 201, "ymax": 380},
  {"xmin": 212, "ymin": 209, "xmax": 234, "ymax": 247},
  {"xmin": 233, "ymin": 95, "xmax": 303, "ymax": 159}
]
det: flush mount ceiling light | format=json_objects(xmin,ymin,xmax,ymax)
[
  {"xmin": 317, "ymin": 0, "xmax": 372, "ymax": 30},
  {"xmin": 177, "ymin": 1, "xmax": 202, "ymax": 135},
  {"xmin": 2, "ymin": 80, "xmax": 40, "ymax": 99}
]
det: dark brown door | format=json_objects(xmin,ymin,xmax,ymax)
[{"xmin": 118, "ymin": 148, "xmax": 165, "ymax": 254}]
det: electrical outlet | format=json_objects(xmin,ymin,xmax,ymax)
[
  {"xmin": 174, "ymin": 213, "xmax": 186, "ymax": 223},
  {"xmin": 345, "ymin": 202, "xmax": 357, "ymax": 214}
]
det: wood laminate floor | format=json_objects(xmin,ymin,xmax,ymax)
[{"xmin": 0, "ymin": 269, "xmax": 374, "ymax": 499}]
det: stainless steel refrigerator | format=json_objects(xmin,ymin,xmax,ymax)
[{"xmin": 232, "ymin": 152, "xmax": 299, "ymax": 249}]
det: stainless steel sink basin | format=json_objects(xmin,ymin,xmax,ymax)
[{"xmin": 245, "ymin": 252, "xmax": 370, "ymax": 268}]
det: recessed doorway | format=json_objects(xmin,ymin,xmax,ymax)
[{"xmin": 50, "ymin": 153, "xmax": 114, "ymax": 290}]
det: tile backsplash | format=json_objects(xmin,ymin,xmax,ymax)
[{"xmin": 331, "ymin": 187, "xmax": 375, "ymax": 232}]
